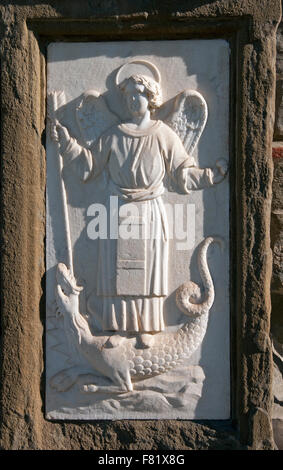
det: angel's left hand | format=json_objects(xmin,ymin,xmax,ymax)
[{"xmin": 212, "ymin": 159, "xmax": 228, "ymax": 184}]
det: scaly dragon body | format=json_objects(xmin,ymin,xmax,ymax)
[{"xmin": 50, "ymin": 236, "xmax": 221, "ymax": 394}]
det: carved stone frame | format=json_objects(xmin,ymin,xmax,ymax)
[{"xmin": 0, "ymin": 1, "xmax": 281, "ymax": 450}]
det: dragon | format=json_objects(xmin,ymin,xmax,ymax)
[{"xmin": 50, "ymin": 236, "xmax": 222, "ymax": 394}]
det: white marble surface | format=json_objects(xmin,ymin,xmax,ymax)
[{"xmin": 46, "ymin": 40, "xmax": 230, "ymax": 420}]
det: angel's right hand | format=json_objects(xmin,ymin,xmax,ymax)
[{"xmin": 55, "ymin": 122, "xmax": 71, "ymax": 153}]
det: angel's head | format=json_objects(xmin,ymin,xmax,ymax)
[{"xmin": 119, "ymin": 74, "xmax": 162, "ymax": 117}]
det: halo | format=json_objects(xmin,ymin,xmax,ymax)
[{"xmin": 115, "ymin": 60, "xmax": 161, "ymax": 87}]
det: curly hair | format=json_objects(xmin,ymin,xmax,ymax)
[{"xmin": 119, "ymin": 74, "xmax": 163, "ymax": 111}]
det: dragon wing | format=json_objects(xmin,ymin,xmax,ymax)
[
  {"xmin": 164, "ymin": 89, "xmax": 208, "ymax": 156},
  {"xmin": 76, "ymin": 90, "xmax": 119, "ymax": 147}
]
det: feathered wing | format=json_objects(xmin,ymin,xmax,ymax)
[
  {"xmin": 76, "ymin": 90, "xmax": 119, "ymax": 147},
  {"xmin": 164, "ymin": 89, "xmax": 208, "ymax": 156}
]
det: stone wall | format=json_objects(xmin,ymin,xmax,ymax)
[{"xmin": 272, "ymin": 20, "xmax": 283, "ymax": 450}]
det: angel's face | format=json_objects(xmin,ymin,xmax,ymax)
[{"xmin": 124, "ymin": 81, "xmax": 150, "ymax": 118}]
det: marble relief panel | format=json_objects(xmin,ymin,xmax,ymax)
[{"xmin": 46, "ymin": 40, "xmax": 230, "ymax": 420}]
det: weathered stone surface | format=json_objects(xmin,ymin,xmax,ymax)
[
  {"xmin": 270, "ymin": 147, "xmax": 283, "ymax": 449},
  {"xmin": 271, "ymin": 150, "xmax": 283, "ymax": 295},
  {"xmin": 274, "ymin": 26, "xmax": 283, "ymax": 139},
  {"xmin": 0, "ymin": 0, "xmax": 281, "ymax": 450}
]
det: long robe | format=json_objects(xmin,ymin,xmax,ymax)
[{"xmin": 63, "ymin": 120, "xmax": 213, "ymax": 332}]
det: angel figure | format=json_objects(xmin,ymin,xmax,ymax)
[{"xmin": 52, "ymin": 60, "xmax": 227, "ymax": 348}]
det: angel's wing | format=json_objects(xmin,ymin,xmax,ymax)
[
  {"xmin": 164, "ymin": 90, "xmax": 208, "ymax": 157},
  {"xmin": 76, "ymin": 90, "xmax": 119, "ymax": 148}
]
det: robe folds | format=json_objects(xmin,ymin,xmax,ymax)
[{"xmin": 63, "ymin": 120, "xmax": 213, "ymax": 332}]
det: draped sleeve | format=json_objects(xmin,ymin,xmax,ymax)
[
  {"xmin": 61, "ymin": 132, "xmax": 112, "ymax": 182},
  {"xmin": 160, "ymin": 122, "xmax": 214, "ymax": 193}
]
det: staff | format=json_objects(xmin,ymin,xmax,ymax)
[{"xmin": 47, "ymin": 91, "xmax": 74, "ymax": 277}]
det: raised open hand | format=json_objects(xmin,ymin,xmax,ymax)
[{"xmin": 212, "ymin": 159, "xmax": 228, "ymax": 184}]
